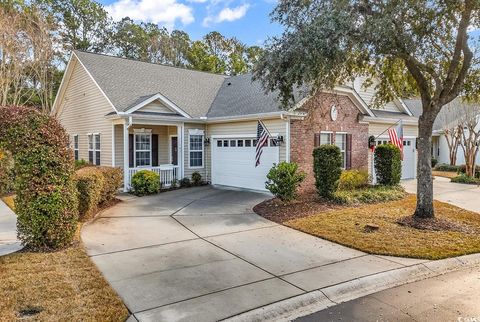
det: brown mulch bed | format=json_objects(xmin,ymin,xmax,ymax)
[{"xmin": 253, "ymin": 193, "xmax": 341, "ymax": 223}]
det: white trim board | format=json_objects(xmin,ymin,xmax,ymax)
[{"xmin": 124, "ymin": 93, "xmax": 191, "ymax": 118}]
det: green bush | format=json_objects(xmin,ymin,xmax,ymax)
[
  {"xmin": 0, "ymin": 150, "xmax": 14, "ymax": 196},
  {"xmin": 458, "ymin": 164, "xmax": 480, "ymax": 178},
  {"xmin": 451, "ymin": 173, "xmax": 480, "ymax": 184},
  {"xmin": 131, "ymin": 170, "xmax": 161, "ymax": 196},
  {"xmin": 434, "ymin": 163, "xmax": 459, "ymax": 172},
  {"xmin": 431, "ymin": 158, "xmax": 438, "ymax": 168},
  {"xmin": 96, "ymin": 166, "xmax": 123, "ymax": 203},
  {"xmin": 374, "ymin": 144, "xmax": 402, "ymax": 186},
  {"xmin": 333, "ymin": 185, "xmax": 406, "ymax": 205},
  {"xmin": 74, "ymin": 159, "xmax": 90, "ymax": 170},
  {"xmin": 179, "ymin": 177, "xmax": 191, "ymax": 187},
  {"xmin": 337, "ymin": 169, "xmax": 369, "ymax": 190},
  {"xmin": 191, "ymin": 172, "xmax": 202, "ymax": 186},
  {"xmin": 74, "ymin": 167, "xmax": 104, "ymax": 221},
  {"xmin": 313, "ymin": 145, "xmax": 342, "ymax": 198},
  {"xmin": 0, "ymin": 106, "xmax": 78, "ymax": 250},
  {"xmin": 265, "ymin": 162, "xmax": 306, "ymax": 201}
]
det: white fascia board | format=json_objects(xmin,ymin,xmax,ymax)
[
  {"xmin": 123, "ymin": 93, "xmax": 191, "ymax": 118},
  {"xmin": 362, "ymin": 116, "xmax": 418, "ymax": 126},
  {"xmin": 73, "ymin": 52, "xmax": 119, "ymax": 114},
  {"xmin": 51, "ymin": 52, "xmax": 75, "ymax": 117}
]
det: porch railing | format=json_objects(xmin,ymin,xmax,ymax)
[{"xmin": 127, "ymin": 165, "xmax": 179, "ymax": 189}]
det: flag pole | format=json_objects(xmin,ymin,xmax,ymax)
[{"xmin": 374, "ymin": 119, "xmax": 401, "ymax": 141}]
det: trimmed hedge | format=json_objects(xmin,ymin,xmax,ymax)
[
  {"xmin": 0, "ymin": 106, "xmax": 78, "ymax": 250},
  {"xmin": 451, "ymin": 174, "xmax": 480, "ymax": 185},
  {"xmin": 74, "ymin": 166, "xmax": 122, "ymax": 220},
  {"xmin": 265, "ymin": 161, "xmax": 306, "ymax": 201},
  {"xmin": 338, "ymin": 169, "xmax": 369, "ymax": 190},
  {"xmin": 333, "ymin": 185, "xmax": 406, "ymax": 205},
  {"xmin": 131, "ymin": 170, "xmax": 161, "ymax": 196},
  {"xmin": 0, "ymin": 150, "xmax": 14, "ymax": 196},
  {"xmin": 434, "ymin": 163, "xmax": 460, "ymax": 172},
  {"xmin": 374, "ymin": 144, "xmax": 401, "ymax": 186},
  {"xmin": 313, "ymin": 145, "xmax": 342, "ymax": 199}
]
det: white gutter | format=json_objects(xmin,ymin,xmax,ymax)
[{"xmin": 361, "ymin": 116, "xmax": 418, "ymax": 126}]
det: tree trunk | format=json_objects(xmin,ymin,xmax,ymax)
[{"xmin": 414, "ymin": 113, "xmax": 435, "ymax": 219}]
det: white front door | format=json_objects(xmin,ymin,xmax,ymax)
[{"xmin": 211, "ymin": 137, "xmax": 279, "ymax": 191}]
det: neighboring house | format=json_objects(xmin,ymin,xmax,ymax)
[
  {"xmin": 52, "ymin": 51, "xmax": 419, "ymax": 192},
  {"xmin": 405, "ymin": 98, "xmax": 480, "ymax": 166}
]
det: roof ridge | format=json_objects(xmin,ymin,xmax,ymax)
[{"xmin": 73, "ymin": 50, "xmax": 229, "ymax": 79}]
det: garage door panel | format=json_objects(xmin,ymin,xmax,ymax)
[{"xmin": 212, "ymin": 140, "xmax": 279, "ymax": 191}]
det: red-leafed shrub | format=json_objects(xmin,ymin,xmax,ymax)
[{"xmin": 0, "ymin": 106, "xmax": 78, "ymax": 250}]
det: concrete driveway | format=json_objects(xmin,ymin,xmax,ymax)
[
  {"xmin": 81, "ymin": 186, "xmax": 423, "ymax": 322},
  {"xmin": 402, "ymin": 176, "xmax": 480, "ymax": 213}
]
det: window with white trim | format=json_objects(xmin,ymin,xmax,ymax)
[
  {"xmin": 135, "ymin": 133, "xmax": 151, "ymax": 167},
  {"xmin": 73, "ymin": 135, "xmax": 79, "ymax": 161},
  {"xmin": 88, "ymin": 134, "xmax": 101, "ymax": 165},
  {"xmin": 320, "ymin": 132, "xmax": 332, "ymax": 145},
  {"xmin": 189, "ymin": 132, "xmax": 204, "ymax": 168},
  {"xmin": 335, "ymin": 133, "xmax": 347, "ymax": 168}
]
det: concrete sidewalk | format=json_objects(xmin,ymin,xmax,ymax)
[
  {"xmin": 403, "ymin": 176, "xmax": 480, "ymax": 213},
  {"xmin": 81, "ymin": 186, "xmax": 455, "ymax": 322},
  {"xmin": 0, "ymin": 199, "xmax": 22, "ymax": 256}
]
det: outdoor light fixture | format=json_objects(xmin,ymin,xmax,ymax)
[
  {"xmin": 368, "ymin": 135, "xmax": 376, "ymax": 149},
  {"xmin": 274, "ymin": 135, "xmax": 284, "ymax": 146},
  {"xmin": 204, "ymin": 137, "xmax": 211, "ymax": 146}
]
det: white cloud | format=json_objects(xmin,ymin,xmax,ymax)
[
  {"xmin": 203, "ymin": 3, "xmax": 250, "ymax": 26},
  {"xmin": 106, "ymin": 0, "xmax": 195, "ymax": 29}
]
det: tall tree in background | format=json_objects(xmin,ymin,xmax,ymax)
[
  {"xmin": 255, "ymin": 0, "xmax": 480, "ymax": 219},
  {"xmin": 40, "ymin": 0, "xmax": 112, "ymax": 54},
  {"xmin": 438, "ymin": 101, "xmax": 464, "ymax": 166},
  {"xmin": 112, "ymin": 17, "xmax": 148, "ymax": 60}
]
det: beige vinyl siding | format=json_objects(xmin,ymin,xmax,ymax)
[
  {"xmin": 56, "ymin": 58, "xmax": 114, "ymax": 166},
  {"xmin": 353, "ymin": 76, "xmax": 402, "ymax": 112},
  {"xmin": 138, "ymin": 100, "xmax": 176, "ymax": 114},
  {"xmin": 114, "ymin": 124, "xmax": 124, "ymax": 167},
  {"xmin": 205, "ymin": 118, "xmax": 287, "ymax": 182},
  {"xmin": 184, "ymin": 123, "xmax": 207, "ymax": 179}
]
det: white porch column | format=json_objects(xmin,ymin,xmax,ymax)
[
  {"xmin": 123, "ymin": 120, "xmax": 130, "ymax": 192},
  {"xmin": 177, "ymin": 123, "xmax": 184, "ymax": 179}
]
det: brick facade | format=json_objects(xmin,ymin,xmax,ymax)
[{"xmin": 290, "ymin": 92, "xmax": 369, "ymax": 192}]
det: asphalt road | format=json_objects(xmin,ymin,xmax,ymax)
[{"xmin": 296, "ymin": 266, "xmax": 480, "ymax": 322}]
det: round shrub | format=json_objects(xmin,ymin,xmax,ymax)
[
  {"xmin": 431, "ymin": 158, "xmax": 438, "ymax": 168},
  {"xmin": 0, "ymin": 106, "xmax": 78, "ymax": 250},
  {"xmin": 265, "ymin": 161, "xmax": 306, "ymax": 201},
  {"xmin": 374, "ymin": 144, "xmax": 402, "ymax": 185},
  {"xmin": 337, "ymin": 169, "xmax": 369, "ymax": 190},
  {"xmin": 131, "ymin": 170, "xmax": 161, "ymax": 196},
  {"xmin": 191, "ymin": 171, "xmax": 202, "ymax": 186},
  {"xmin": 313, "ymin": 145, "xmax": 342, "ymax": 198},
  {"xmin": 179, "ymin": 177, "xmax": 191, "ymax": 187}
]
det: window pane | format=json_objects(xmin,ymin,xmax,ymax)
[
  {"xmin": 335, "ymin": 134, "xmax": 345, "ymax": 151},
  {"xmin": 88, "ymin": 135, "xmax": 93, "ymax": 150},
  {"xmin": 270, "ymin": 139, "xmax": 277, "ymax": 147},
  {"xmin": 88, "ymin": 151, "xmax": 93, "ymax": 163},
  {"xmin": 230, "ymin": 140, "xmax": 236, "ymax": 147},
  {"xmin": 223, "ymin": 140, "xmax": 229, "ymax": 147},
  {"xmin": 95, "ymin": 134, "xmax": 101, "ymax": 150},
  {"xmin": 217, "ymin": 140, "xmax": 222, "ymax": 147},
  {"xmin": 190, "ymin": 135, "xmax": 203, "ymax": 151},
  {"xmin": 245, "ymin": 140, "xmax": 251, "ymax": 147},
  {"xmin": 74, "ymin": 136, "xmax": 79, "ymax": 149},
  {"xmin": 190, "ymin": 151, "xmax": 203, "ymax": 167},
  {"xmin": 74, "ymin": 150, "xmax": 79, "ymax": 161},
  {"xmin": 320, "ymin": 133, "xmax": 331, "ymax": 145},
  {"xmin": 135, "ymin": 134, "xmax": 151, "ymax": 151},
  {"xmin": 237, "ymin": 140, "xmax": 243, "ymax": 147},
  {"xmin": 95, "ymin": 151, "xmax": 101, "ymax": 165},
  {"xmin": 253, "ymin": 139, "xmax": 258, "ymax": 147},
  {"xmin": 136, "ymin": 151, "xmax": 151, "ymax": 167}
]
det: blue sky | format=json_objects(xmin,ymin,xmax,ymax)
[{"xmin": 98, "ymin": 0, "xmax": 282, "ymax": 46}]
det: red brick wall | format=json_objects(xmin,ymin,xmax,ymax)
[{"xmin": 290, "ymin": 92, "xmax": 369, "ymax": 192}]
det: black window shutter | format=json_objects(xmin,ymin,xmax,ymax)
[
  {"xmin": 346, "ymin": 134, "xmax": 353, "ymax": 169},
  {"xmin": 314, "ymin": 133, "xmax": 320, "ymax": 147},
  {"xmin": 129, "ymin": 134, "xmax": 134, "ymax": 167},
  {"xmin": 152, "ymin": 134, "xmax": 159, "ymax": 167}
]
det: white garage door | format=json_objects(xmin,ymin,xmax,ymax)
[
  {"xmin": 375, "ymin": 138, "xmax": 416, "ymax": 180},
  {"xmin": 212, "ymin": 137, "xmax": 279, "ymax": 191}
]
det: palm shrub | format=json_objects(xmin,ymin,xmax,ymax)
[
  {"xmin": 0, "ymin": 106, "xmax": 78, "ymax": 250},
  {"xmin": 313, "ymin": 145, "xmax": 342, "ymax": 198},
  {"xmin": 131, "ymin": 170, "xmax": 161, "ymax": 196},
  {"xmin": 265, "ymin": 161, "xmax": 306, "ymax": 201},
  {"xmin": 374, "ymin": 144, "xmax": 402, "ymax": 185}
]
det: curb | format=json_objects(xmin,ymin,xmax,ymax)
[{"xmin": 224, "ymin": 253, "xmax": 480, "ymax": 322}]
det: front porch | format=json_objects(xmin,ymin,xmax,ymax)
[{"xmin": 113, "ymin": 121, "xmax": 184, "ymax": 191}]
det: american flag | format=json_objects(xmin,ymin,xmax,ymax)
[
  {"xmin": 255, "ymin": 120, "xmax": 270, "ymax": 167},
  {"xmin": 388, "ymin": 120, "xmax": 404, "ymax": 160}
]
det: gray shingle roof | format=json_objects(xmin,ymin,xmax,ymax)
[
  {"xmin": 371, "ymin": 109, "xmax": 418, "ymax": 122},
  {"xmin": 74, "ymin": 50, "xmax": 227, "ymax": 117}
]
